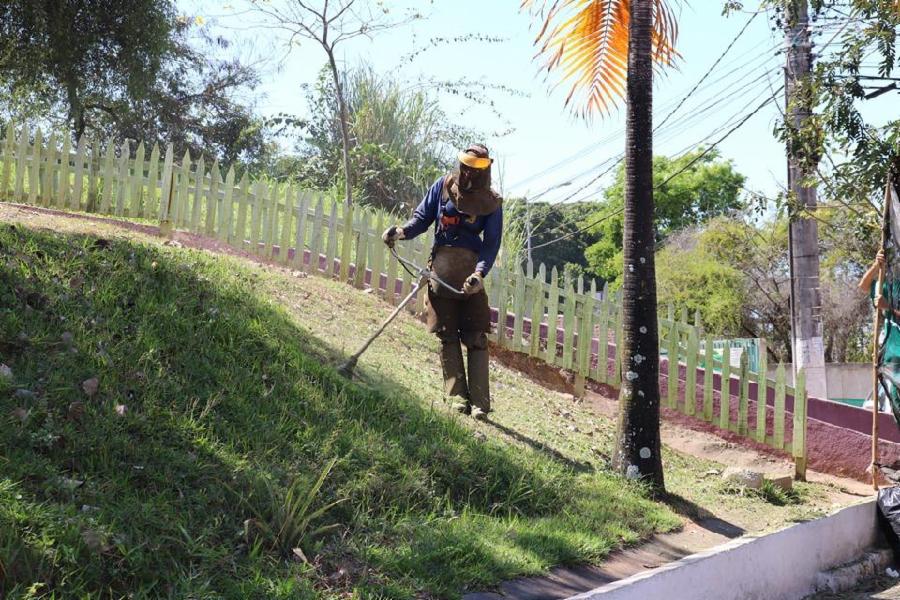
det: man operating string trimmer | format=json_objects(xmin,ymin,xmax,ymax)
[{"xmin": 382, "ymin": 144, "xmax": 503, "ymax": 421}]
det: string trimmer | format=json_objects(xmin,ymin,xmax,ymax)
[{"xmin": 337, "ymin": 248, "xmax": 464, "ymax": 379}]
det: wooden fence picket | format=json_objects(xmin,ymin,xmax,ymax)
[
  {"xmin": 666, "ymin": 323, "xmax": 679, "ymax": 409},
  {"xmin": 292, "ymin": 191, "xmax": 310, "ymax": 269},
  {"xmin": 512, "ymin": 267, "xmax": 526, "ymax": 350},
  {"xmin": 207, "ymin": 162, "xmax": 221, "ymax": 238},
  {"xmin": 264, "ymin": 181, "xmax": 279, "ymax": 259},
  {"xmin": 56, "ymin": 134, "xmax": 71, "ymax": 208},
  {"xmin": 703, "ymin": 335, "xmax": 714, "ymax": 421},
  {"xmin": 719, "ymin": 341, "xmax": 732, "ymax": 430},
  {"xmin": 1, "ymin": 122, "xmax": 13, "ymax": 196},
  {"xmin": 774, "ymin": 363, "xmax": 786, "ymax": 449},
  {"xmin": 128, "ymin": 142, "xmax": 143, "ymax": 217},
  {"xmin": 249, "ymin": 180, "xmax": 264, "ymax": 255},
  {"xmin": 543, "ymin": 268, "xmax": 558, "ymax": 361},
  {"xmin": 279, "ymin": 185, "xmax": 295, "ymax": 265},
  {"xmin": 28, "ymin": 128, "xmax": 41, "ymax": 205},
  {"xmin": 191, "ymin": 156, "xmax": 205, "ymax": 230},
  {"xmin": 14, "ymin": 128, "xmax": 28, "ymax": 202},
  {"xmin": 530, "ymin": 265, "xmax": 546, "ymax": 358},
  {"xmin": 738, "ymin": 352, "xmax": 750, "ymax": 435},
  {"xmin": 174, "ymin": 151, "xmax": 191, "ymax": 225},
  {"xmin": 756, "ymin": 347, "xmax": 769, "ymax": 443},
  {"xmin": 158, "ymin": 145, "xmax": 174, "ymax": 223},
  {"xmin": 115, "ymin": 141, "xmax": 130, "ymax": 216},
  {"xmin": 353, "ymin": 210, "xmax": 369, "ymax": 288},
  {"xmin": 73, "ymin": 136, "xmax": 88, "ymax": 211},
  {"xmin": 684, "ymin": 328, "xmax": 698, "ymax": 416},
  {"xmin": 562, "ymin": 286, "xmax": 576, "ymax": 369},
  {"xmin": 575, "ymin": 292, "xmax": 595, "ymax": 397},
  {"xmin": 219, "ymin": 167, "xmax": 235, "ymax": 243},
  {"xmin": 495, "ymin": 267, "xmax": 510, "ymax": 346},
  {"xmin": 42, "ymin": 132, "xmax": 56, "ymax": 207},
  {"xmin": 145, "ymin": 144, "xmax": 160, "ymax": 217}
]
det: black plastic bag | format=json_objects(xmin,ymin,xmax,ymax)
[{"xmin": 877, "ymin": 486, "xmax": 900, "ymax": 563}]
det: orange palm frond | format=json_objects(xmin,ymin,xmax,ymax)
[{"xmin": 522, "ymin": 0, "xmax": 679, "ymax": 118}]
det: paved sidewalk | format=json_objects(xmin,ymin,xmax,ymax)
[{"xmin": 463, "ymin": 518, "xmax": 743, "ymax": 600}]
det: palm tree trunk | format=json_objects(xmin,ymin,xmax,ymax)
[{"xmin": 612, "ymin": 0, "xmax": 665, "ymax": 494}]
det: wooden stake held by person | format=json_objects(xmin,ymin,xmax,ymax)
[{"xmin": 873, "ymin": 174, "xmax": 894, "ymax": 490}]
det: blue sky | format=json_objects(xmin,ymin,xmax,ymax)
[{"xmin": 193, "ymin": 1, "xmax": 896, "ymax": 204}]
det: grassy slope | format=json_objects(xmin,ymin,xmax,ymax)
[{"xmin": 0, "ymin": 211, "xmax": 849, "ymax": 599}]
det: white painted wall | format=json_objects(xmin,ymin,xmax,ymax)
[
  {"xmin": 567, "ymin": 501, "xmax": 878, "ymax": 600},
  {"xmin": 769, "ymin": 363, "xmax": 872, "ymax": 401}
]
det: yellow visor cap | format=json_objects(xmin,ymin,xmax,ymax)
[{"xmin": 458, "ymin": 152, "xmax": 492, "ymax": 170}]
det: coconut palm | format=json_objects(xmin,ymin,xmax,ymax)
[{"xmin": 523, "ymin": 0, "xmax": 679, "ymax": 493}]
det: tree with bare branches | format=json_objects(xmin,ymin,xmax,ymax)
[{"xmin": 246, "ymin": 0, "xmax": 421, "ymax": 206}]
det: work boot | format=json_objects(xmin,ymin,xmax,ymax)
[
  {"xmin": 471, "ymin": 407, "xmax": 490, "ymax": 422},
  {"xmin": 466, "ymin": 346, "xmax": 491, "ymax": 414},
  {"xmin": 440, "ymin": 337, "xmax": 469, "ymax": 399},
  {"xmin": 451, "ymin": 401, "xmax": 472, "ymax": 415}
]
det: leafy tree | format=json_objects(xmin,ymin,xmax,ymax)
[
  {"xmin": 0, "ymin": 5, "xmax": 271, "ymax": 171},
  {"xmin": 585, "ymin": 149, "xmax": 746, "ymax": 286},
  {"xmin": 659, "ymin": 214, "xmax": 873, "ymax": 363},
  {"xmin": 246, "ymin": 0, "xmax": 421, "ymax": 207},
  {"xmin": 285, "ymin": 65, "xmax": 474, "ymax": 212},
  {"xmin": 503, "ymin": 200, "xmax": 601, "ymax": 278},
  {"xmin": 0, "ymin": 0, "xmax": 175, "ymax": 139},
  {"xmin": 755, "ymin": 1, "xmax": 900, "ymax": 222},
  {"xmin": 656, "ymin": 228, "xmax": 747, "ymax": 337},
  {"xmin": 89, "ymin": 26, "xmax": 272, "ymax": 171}
]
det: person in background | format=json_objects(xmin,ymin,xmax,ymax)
[{"xmin": 860, "ymin": 249, "xmax": 900, "ymax": 416}]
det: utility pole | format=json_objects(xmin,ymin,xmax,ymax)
[{"xmin": 785, "ymin": 0, "xmax": 827, "ymax": 399}]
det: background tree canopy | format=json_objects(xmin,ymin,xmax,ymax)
[
  {"xmin": 656, "ymin": 214, "xmax": 873, "ymax": 363},
  {"xmin": 583, "ymin": 149, "xmax": 746, "ymax": 286},
  {"xmin": 0, "ymin": 2, "xmax": 271, "ymax": 172},
  {"xmin": 273, "ymin": 65, "xmax": 477, "ymax": 212},
  {"xmin": 0, "ymin": 0, "xmax": 175, "ymax": 139},
  {"xmin": 501, "ymin": 200, "xmax": 600, "ymax": 279}
]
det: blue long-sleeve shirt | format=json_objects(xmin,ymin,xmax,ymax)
[{"xmin": 402, "ymin": 177, "xmax": 503, "ymax": 275}]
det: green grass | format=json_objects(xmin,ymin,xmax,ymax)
[{"xmin": 0, "ymin": 221, "xmax": 678, "ymax": 599}]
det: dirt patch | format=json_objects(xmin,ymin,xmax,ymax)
[
  {"xmin": 489, "ymin": 342, "xmax": 620, "ymax": 399},
  {"xmin": 591, "ymin": 390, "xmax": 872, "ymax": 498}
]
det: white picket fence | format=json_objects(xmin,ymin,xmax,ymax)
[{"xmin": 0, "ymin": 122, "xmax": 808, "ymax": 476}]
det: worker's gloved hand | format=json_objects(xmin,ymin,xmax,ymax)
[
  {"xmin": 463, "ymin": 272, "xmax": 484, "ymax": 295},
  {"xmin": 382, "ymin": 226, "xmax": 405, "ymax": 248}
]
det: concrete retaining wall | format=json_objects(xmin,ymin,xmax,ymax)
[{"xmin": 567, "ymin": 501, "xmax": 878, "ymax": 600}]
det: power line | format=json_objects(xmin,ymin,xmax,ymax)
[
  {"xmin": 655, "ymin": 11, "xmax": 760, "ymax": 133},
  {"xmin": 533, "ymin": 49, "xmax": 783, "ymax": 205},
  {"xmin": 553, "ymin": 71, "xmax": 781, "ymax": 207},
  {"xmin": 531, "ymin": 87, "xmax": 784, "ymax": 250},
  {"xmin": 508, "ymin": 24, "xmax": 780, "ymax": 196},
  {"xmin": 657, "ymin": 86, "xmax": 784, "ymax": 189}
]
